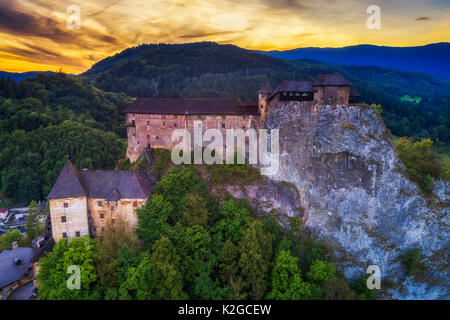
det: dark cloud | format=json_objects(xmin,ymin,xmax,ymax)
[
  {"xmin": 415, "ymin": 16, "xmax": 431, "ymax": 21},
  {"xmin": 179, "ymin": 31, "xmax": 239, "ymax": 39},
  {"xmin": 0, "ymin": 2, "xmax": 120, "ymax": 46}
]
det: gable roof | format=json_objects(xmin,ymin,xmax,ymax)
[
  {"xmin": 79, "ymin": 170, "xmax": 152, "ymax": 200},
  {"xmin": 269, "ymin": 80, "xmax": 313, "ymax": 100},
  {"xmin": 313, "ymin": 73, "xmax": 351, "ymax": 86},
  {"xmin": 123, "ymin": 98, "xmax": 259, "ymax": 115},
  {"xmin": 48, "ymin": 160, "xmax": 152, "ymax": 201},
  {"xmin": 259, "ymin": 79, "xmax": 272, "ymax": 94},
  {"xmin": 47, "ymin": 160, "xmax": 87, "ymax": 199},
  {"xmin": 0, "ymin": 247, "xmax": 34, "ymax": 288}
]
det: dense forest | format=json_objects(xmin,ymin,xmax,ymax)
[
  {"xmin": 36, "ymin": 162, "xmax": 376, "ymax": 300},
  {"xmin": 84, "ymin": 42, "xmax": 450, "ymax": 146},
  {"xmin": 0, "ymin": 73, "xmax": 129, "ymax": 204}
]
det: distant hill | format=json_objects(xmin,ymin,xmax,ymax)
[
  {"xmin": 0, "ymin": 71, "xmax": 75, "ymax": 82},
  {"xmin": 256, "ymin": 43, "xmax": 450, "ymax": 77}
]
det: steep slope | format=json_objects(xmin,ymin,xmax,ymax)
[
  {"xmin": 265, "ymin": 101, "xmax": 449, "ymax": 299},
  {"xmin": 258, "ymin": 43, "xmax": 450, "ymax": 77}
]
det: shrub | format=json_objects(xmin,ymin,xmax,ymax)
[{"xmin": 400, "ymin": 248, "xmax": 423, "ymax": 277}]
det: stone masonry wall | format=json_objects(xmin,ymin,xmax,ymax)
[
  {"xmin": 126, "ymin": 113, "xmax": 260, "ymax": 162},
  {"xmin": 50, "ymin": 197, "xmax": 89, "ymax": 242}
]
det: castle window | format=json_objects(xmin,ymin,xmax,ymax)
[
  {"xmin": 62, "ymin": 232, "xmax": 67, "ymax": 239},
  {"xmin": 98, "ymin": 201, "xmax": 102, "ymax": 207},
  {"xmin": 163, "ymin": 121, "xmax": 165, "ymax": 127},
  {"xmin": 156, "ymin": 136, "xmax": 158, "ymax": 140},
  {"xmin": 133, "ymin": 201, "xmax": 138, "ymax": 208},
  {"xmin": 64, "ymin": 202, "xmax": 68, "ymax": 208},
  {"xmin": 111, "ymin": 206, "xmax": 115, "ymax": 211},
  {"xmin": 132, "ymin": 120, "xmax": 135, "ymax": 126},
  {"xmin": 111, "ymin": 218, "xmax": 115, "ymax": 224},
  {"xmin": 61, "ymin": 216, "xmax": 67, "ymax": 223},
  {"xmin": 222, "ymin": 123, "xmax": 225, "ymax": 128},
  {"xmin": 75, "ymin": 231, "xmax": 80, "ymax": 237},
  {"xmin": 260, "ymin": 105, "xmax": 263, "ymax": 109},
  {"xmin": 100, "ymin": 213, "xmax": 105, "ymax": 219},
  {"xmin": 174, "ymin": 123, "xmax": 177, "ymax": 128},
  {"xmin": 147, "ymin": 121, "xmax": 149, "ymax": 125}
]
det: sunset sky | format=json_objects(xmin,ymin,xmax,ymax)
[{"xmin": 1, "ymin": 0, "xmax": 449, "ymax": 74}]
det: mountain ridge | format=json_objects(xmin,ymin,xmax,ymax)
[{"xmin": 256, "ymin": 42, "xmax": 450, "ymax": 77}]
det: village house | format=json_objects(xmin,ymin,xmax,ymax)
[
  {"xmin": 0, "ymin": 208, "xmax": 8, "ymax": 221},
  {"xmin": 0, "ymin": 242, "xmax": 34, "ymax": 300},
  {"xmin": 47, "ymin": 160, "xmax": 152, "ymax": 242}
]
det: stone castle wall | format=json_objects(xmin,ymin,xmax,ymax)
[
  {"xmin": 50, "ymin": 197, "xmax": 90, "ymax": 242},
  {"xmin": 51, "ymin": 196, "xmax": 147, "ymax": 241},
  {"xmin": 126, "ymin": 113, "xmax": 260, "ymax": 162},
  {"xmin": 89, "ymin": 197, "xmax": 146, "ymax": 236}
]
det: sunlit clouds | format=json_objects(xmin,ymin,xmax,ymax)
[{"xmin": 0, "ymin": 0, "xmax": 449, "ymax": 74}]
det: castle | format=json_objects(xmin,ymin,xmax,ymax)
[
  {"xmin": 48, "ymin": 73, "xmax": 359, "ymax": 241},
  {"xmin": 124, "ymin": 73, "xmax": 359, "ymax": 161}
]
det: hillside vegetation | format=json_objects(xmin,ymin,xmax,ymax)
[{"xmin": 0, "ymin": 73, "xmax": 129, "ymax": 204}]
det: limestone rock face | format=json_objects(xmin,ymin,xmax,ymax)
[
  {"xmin": 226, "ymin": 180, "xmax": 305, "ymax": 227},
  {"xmin": 264, "ymin": 101, "xmax": 449, "ymax": 299}
]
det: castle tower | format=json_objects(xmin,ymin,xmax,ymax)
[{"xmin": 258, "ymin": 78, "xmax": 272, "ymax": 127}]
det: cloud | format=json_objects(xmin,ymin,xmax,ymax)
[
  {"xmin": 0, "ymin": 2, "xmax": 121, "ymax": 46},
  {"xmin": 415, "ymin": 17, "xmax": 431, "ymax": 21}
]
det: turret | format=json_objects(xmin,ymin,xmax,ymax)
[{"xmin": 258, "ymin": 78, "xmax": 272, "ymax": 126}]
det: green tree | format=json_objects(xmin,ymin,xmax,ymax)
[
  {"xmin": 400, "ymin": 248, "xmax": 423, "ymax": 277},
  {"xmin": 182, "ymin": 193, "xmax": 209, "ymax": 227},
  {"xmin": 322, "ymin": 278, "xmax": 356, "ymax": 300},
  {"xmin": 97, "ymin": 217, "xmax": 140, "ymax": 287},
  {"xmin": 149, "ymin": 236, "xmax": 187, "ymax": 300},
  {"xmin": 0, "ymin": 229, "xmax": 26, "ymax": 252},
  {"xmin": 214, "ymin": 199, "xmax": 252, "ymax": 243},
  {"xmin": 154, "ymin": 166, "xmax": 206, "ymax": 222},
  {"xmin": 118, "ymin": 253, "xmax": 153, "ymax": 300},
  {"xmin": 267, "ymin": 249, "xmax": 311, "ymax": 300},
  {"xmin": 306, "ymin": 260, "xmax": 337, "ymax": 283},
  {"xmin": 238, "ymin": 220, "xmax": 273, "ymax": 299},
  {"xmin": 136, "ymin": 194, "xmax": 172, "ymax": 250},
  {"xmin": 25, "ymin": 200, "xmax": 44, "ymax": 244},
  {"xmin": 36, "ymin": 236, "xmax": 98, "ymax": 300}
]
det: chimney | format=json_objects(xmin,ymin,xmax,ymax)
[{"xmin": 12, "ymin": 241, "xmax": 19, "ymax": 249}]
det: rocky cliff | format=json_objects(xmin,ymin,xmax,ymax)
[{"xmin": 256, "ymin": 102, "xmax": 450, "ymax": 299}]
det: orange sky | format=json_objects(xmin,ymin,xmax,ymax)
[{"xmin": 1, "ymin": 0, "xmax": 449, "ymax": 74}]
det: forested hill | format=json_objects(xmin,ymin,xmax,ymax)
[
  {"xmin": 256, "ymin": 42, "xmax": 450, "ymax": 77},
  {"xmin": 0, "ymin": 73, "xmax": 130, "ymax": 204},
  {"xmin": 82, "ymin": 42, "xmax": 450, "ymax": 145}
]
